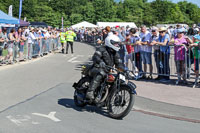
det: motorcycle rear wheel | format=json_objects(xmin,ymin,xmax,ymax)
[
  {"xmin": 73, "ymin": 77, "xmax": 90, "ymax": 107},
  {"xmin": 74, "ymin": 90, "xmax": 86, "ymax": 107},
  {"xmin": 108, "ymin": 86, "xmax": 135, "ymax": 119}
]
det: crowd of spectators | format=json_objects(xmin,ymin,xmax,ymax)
[
  {"xmin": 1, "ymin": 24, "xmax": 200, "ymax": 87},
  {"xmin": 0, "ymin": 26, "xmax": 60, "ymax": 64},
  {"xmin": 73, "ymin": 24, "xmax": 200, "ymax": 88}
]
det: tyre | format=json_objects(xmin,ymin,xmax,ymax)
[
  {"xmin": 73, "ymin": 77, "xmax": 90, "ymax": 107},
  {"xmin": 74, "ymin": 90, "xmax": 86, "ymax": 107},
  {"xmin": 108, "ymin": 85, "xmax": 135, "ymax": 119}
]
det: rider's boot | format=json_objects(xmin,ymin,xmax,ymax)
[
  {"xmin": 86, "ymin": 80, "xmax": 98, "ymax": 100},
  {"xmin": 86, "ymin": 75, "xmax": 102, "ymax": 101}
]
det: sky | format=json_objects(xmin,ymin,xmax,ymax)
[
  {"xmin": 115, "ymin": 0, "xmax": 200, "ymax": 7},
  {"xmin": 148, "ymin": 0, "xmax": 200, "ymax": 7}
]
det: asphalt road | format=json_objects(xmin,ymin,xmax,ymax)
[{"xmin": 0, "ymin": 42, "xmax": 199, "ymax": 133}]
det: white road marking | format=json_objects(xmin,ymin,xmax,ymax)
[
  {"xmin": 67, "ymin": 55, "xmax": 92, "ymax": 63},
  {"xmin": 7, "ymin": 115, "xmax": 32, "ymax": 126},
  {"xmin": 32, "ymin": 121, "xmax": 40, "ymax": 125},
  {"xmin": 77, "ymin": 55, "xmax": 84, "ymax": 57},
  {"xmin": 68, "ymin": 57, "xmax": 78, "ymax": 62},
  {"xmin": 32, "ymin": 112, "xmax": 61, "ymax": 122},
  {"xmin": 68, "ymin": 56, "xmax": 82, "ymax": 63}
]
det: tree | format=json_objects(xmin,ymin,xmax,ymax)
[
  {"xmin": 143, "ymin": 3, "xmax": 155, "ymax": 26},
  {"xmin": 69, "ymin": 13, "xmax": 83, "ymax": 25},
  {"xmin": 121, "ymin": 0, "xmax": 145, "ymax": 25},
  {"xmin": 93, "ymin": 0, "xmax": 116, "ymax": 23},
  {"xmin": 81, "ymin": 2, "xmax": 95, "ymax": 23},
  {"xmin": 0, "ymin": 0, "xmax": 200, "ymax": 27},
  {"xmin": 178, "ymin": 1, "xmax": 200, "ymax": 24}
]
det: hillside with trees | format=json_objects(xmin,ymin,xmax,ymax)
[{"xmin": 0, "ymin": 0, "xmax": 200, "ymax": 27}]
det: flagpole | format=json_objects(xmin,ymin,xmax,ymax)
[
  {"xmin": 19, "ymin": 0, "xmax": 23, "ymax": 25},
  {"xmin": 62, "ymin": 17, "xmax": 64, "ymax": 32}
]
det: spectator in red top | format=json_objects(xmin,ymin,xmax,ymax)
[
  {"xmin": 16, "ymin": 28, "xmax": 26, "ymax": 61},
  {"xmin": 125, "ymin": 34, "xmax": 134, "ymax": 69}
]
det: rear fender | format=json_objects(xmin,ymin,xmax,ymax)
[
  {"xmin": 72, "ymin": 77, "xmax": 91, "ymax": 90},
  {"xmin": 72, "ymin": 82, "xmax": 78, "ymax": 89}
]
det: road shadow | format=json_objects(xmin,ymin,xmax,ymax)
[
  {"xmin": 133, "ymin": 78, "xmax": 197, "ymax": 88},
  {"xmin": 57, "ymin": 98, "xmax": 110, "ymax": 118}
]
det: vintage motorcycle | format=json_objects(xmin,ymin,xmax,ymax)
[{"xmin": 72, "ymin": 64, "xmax": 137, "ymax": 119}]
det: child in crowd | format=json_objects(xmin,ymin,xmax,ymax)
[
  {"xmin": 125, "ymin": 34, "xmax": 134, "ymax": 70},
  {"xmin": 190, "ymin": 35, "xmax": 200, "ymax": 88}
]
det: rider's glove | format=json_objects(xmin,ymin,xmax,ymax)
[{"xmin": 99, "ymin": 62, "xmax": 106, "ymax": 68}]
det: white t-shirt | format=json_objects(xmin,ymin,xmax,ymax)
[
  {"xmin": 44, "ymin": 32, "xmax": 50, "ymax": 38},
  {"xmin": 28, "ymin": 32, "xmax": 36, "ymax": 44}
]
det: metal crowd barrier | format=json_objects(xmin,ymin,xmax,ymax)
[
  {"xmin": 128, "ymin": 44, "xmax": 198, "ymax": 81},
  {"xmin": 0, "ymin": 37, "xmax": 60, "ymax": 65},
  {"xmin": 75, "ymin": 32, "xmax": 103, "ymax": 45}
]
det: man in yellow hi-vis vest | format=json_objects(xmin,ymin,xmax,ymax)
[
  {"xmin": 60, "ymin": 29, "xmax": 66, "ymax": 53},
  {"xmin": 66, "ymin": 28, "xmax": 76, "ymax": 54}
]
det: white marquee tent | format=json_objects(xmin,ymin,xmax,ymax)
[
  {"xmin": 71, "ymin": 21, "xmax": 98, "ymax": 28},
  {"xmin": 97, "ymin": 22, "xmax": 137, "ymax": 28},
  {"xmin": 156, "ymin": 24, "xmax": 189, "ymax": 28}
]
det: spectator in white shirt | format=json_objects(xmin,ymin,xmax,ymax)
[
  {"xmin": 138, "ymin": 25, "xmax": 153, "ymax": 79},
  {"xmin": 27, "ymin": 27, "xmax": 36, "ymax": 59}
]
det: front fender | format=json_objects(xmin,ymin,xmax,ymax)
[{"xmin": 121, "ymin": 81, "xmax": 137, "ymax": 95}]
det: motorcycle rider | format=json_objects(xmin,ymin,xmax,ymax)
[{"xmin": 86, "ymin": 34, "xmax": 125, "ymax": 101}]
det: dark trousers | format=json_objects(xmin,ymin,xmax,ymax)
[
  {"xmin": 159, "ymin": 52, "xmax": 170, "ymax": 80},
  {"xmin": 134, "ymin": 52, "xmax": 143, "ymax": 74},
  {"xmin": 66, "ymin": 41, "xmax": 73, "ymax": 53},
  {"xmin": 0, "ymin": 48, "xmax": 3, "ymax": 56},
  {"xmin": 154, "ymin": 50, "xmax": 160, "ymax": 76},
  {"xmin": 119, "ymin": 45, "xmax": 126, "ymax": 64}
]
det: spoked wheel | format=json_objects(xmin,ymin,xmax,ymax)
[
  {"xmin": 74, "ymin": 77, "xmax": 90, "ymax": 107},
  {"xmin": 108, "ymin": 86, "xmax": 135, "ymax": 119}
]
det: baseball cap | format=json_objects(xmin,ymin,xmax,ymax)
[
  {"xmin": 177, "ymin": 28, "xmax": 185, "ymax": 33},
  {"xmin": 42, "ymin": 29, "xmax": 47, "ymax": 32},
  {"xmin": 194, "ymin": 28, "xmax": 199, "ymax": 32},
  {"xmin": 151, "ymin": 26, "xmax": 158, "ymax": 32},
  {"xmin": 193, "ymin": 35, "xmax": 200, "ymax": 40},
  {"xmin": 96, "ymin": 38, "xmax": 102, "ymax": 43}
]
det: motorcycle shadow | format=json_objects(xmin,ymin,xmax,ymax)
[{"xmin": 58, "ymin": 98, "xmax": 110, "ymax": 118}]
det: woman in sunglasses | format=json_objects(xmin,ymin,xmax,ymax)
[{"xmin": 155, "ymin": 27, "xmax": 171, "ymax": 82}]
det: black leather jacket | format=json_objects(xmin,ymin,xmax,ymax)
[{"xmin": 92, "ymin": 46, "xmax": 124, "ymax": 72}]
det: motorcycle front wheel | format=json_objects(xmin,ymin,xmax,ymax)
[{"xmin": 108, "ymin": 86, "xmax": 135, "ymax": 119}]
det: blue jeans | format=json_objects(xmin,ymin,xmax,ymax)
[
  {"xmin": 141, "ymin": 51, "xmax": 152, "ymax": 64},
  {"xmin": 119, "ymin": 46, "xmax": 126, "ymax": 64}
]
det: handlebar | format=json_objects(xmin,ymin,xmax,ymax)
[{"xmin": 105, "ymin": 65, "xmax": 134, "ymax": 80}]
